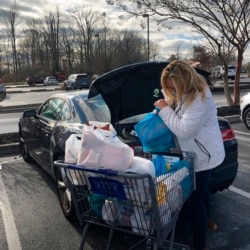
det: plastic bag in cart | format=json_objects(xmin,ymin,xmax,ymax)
[
  {"xmin": 102, "ymin": 200, "xmax": 133, "ymax": 227},
  {"xmin": 121, "ymin": 156, "xmax": 156, "ymax": 204},
  {"xmin": 88, "ymin": 193, "xmax": 106, "ymax": 218},
  {"xmin": 130, "ymin": 205, "xmax": 172, "ymax": 235},
  {"xmin": 77, "ymin": 123, "xmax": 134, "ymax": 170},
  {"xmin": 134, "ymin": 112, "xmax": 175, "ymax": 153},
  {"xmin": 155, "ymin": 166, "xmax": 189, "ymax": 213},
  {"xmin": 65, "ymin": 134, "xmax": 81, "ymax": 164}
]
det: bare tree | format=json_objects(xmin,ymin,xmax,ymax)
[
  {"xmin": 107, "ymin": 0, "xmax": 250, "ymax": 106},
  {"xmin": 203, "ymin": 36, "xmax": 237, "ymax": 105},
  {"xmin": 171, "ymin": 41, "xmax": 183, "ymax": 60},
  {"xmin": 25, "ymin": 19, "xmax": 44, "ymax": 70},
  {"xmin": 192, "ymin": 46, "xmax": 209, "ymax": 68},
  {"xmin": 71, "ymin": 8, "xmax": 99, "ymax": 73},
  {"xmin": 98, "ymin": 12, "xmax": 110, "ymax": 72},
  {"xmin": 60, "ymin": 27, "xmax": 76, "ymax": 74},
  {"xmin": 0, "ymin": 4, "xmax": 162, "ymax": 80},
  {"xmin": 114, "ymin": 30, "xmax": 146, "ymax": 64},
  {"xmin": 0, "ymin": 0, "xmax": 21, "ymax": 80},
  {"xmin": 43, "ymin": 7, "xmax": 61, "ymax": 74},
  {"xmin": 0, "ymin": 38, "xmax": 12, "ymax": 77}
]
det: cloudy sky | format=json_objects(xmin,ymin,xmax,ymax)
[{"xmin": 1, "ymin": 0, "xmax": 250, "ymax": 64}]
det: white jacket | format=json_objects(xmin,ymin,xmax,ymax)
[{"xmin": 158, "ymin": 89, "xmax": 225, "ymax": 173}]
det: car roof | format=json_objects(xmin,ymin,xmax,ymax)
[
  {"xmin": 70, "ymin": 73, "xmax": 89, "ymax": 76},
  {"xmin": 47, "ymin": 91, "xmax": 88, "ymax": 100}
]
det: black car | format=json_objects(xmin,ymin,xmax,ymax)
[
  {"xmin": 19, "ymin": 92, "xmax": 110, "ymax": 220},
  {"xmin": 26, "ymin": 76, "xmax": 45, "ymax": 86},
  {"xmin": 19, "ymin": 61, "xmax": 238, "ymax": 221},
  {"xmin": 64, "ymin": 73, "xmax": 91, "ymax": 90}
]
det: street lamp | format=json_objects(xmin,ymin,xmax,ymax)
[
  {"xmin": 65, "ymin": 44, "xmax": 71, "ymax": 72},
  {"xmin": 95, "ymin": 34, "xmax": 100, "ymax": 58},
  {"xmin": 95, "ymin": 34, "xmax": 100, "ymax": 71},
  {"xmin": 142, "ymin": 13, "xmax": 150, "ymax": 62}
]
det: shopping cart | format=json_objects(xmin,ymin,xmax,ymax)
[{"xmin": 54, "ymin": 151, "xmax": 195, "ymax": 250}]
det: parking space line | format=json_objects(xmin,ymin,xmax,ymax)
[
  {"xmin": 229, "ymin": 185, "xmax": 250, "ymax": 199},
  {"xmin": 0, "ymin": 172, "xmax": 22, "ymax": 250},
  {"xmin": 234, "ymin": 130, "xmax": 250, "ymax": 136}
]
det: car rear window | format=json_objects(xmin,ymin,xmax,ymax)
[
  {"xmin": 78, "ymin": 74, "xmax": 89, "ymax": 79},
  {"xmin": 72, "ymin": 94, "xmax": 110, "ymax": 122}
]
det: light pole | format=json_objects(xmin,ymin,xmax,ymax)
[
  {"xmin": 95, "ymin": 34, "xmax": 101, "ymax": 70},
  {"xmin": 142, "ymin": 13, "xmax": 149, "ymax": 62},
  {"xmin": 95, "ymin": 34, "xmax": 100, "ymax": 61},
  {"xmin": 65, "ymin": 44, "xmax": 71, "ymax": 72}
]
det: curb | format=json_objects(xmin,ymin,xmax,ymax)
[
  {"xmin": 0, "ymin": 143, "xmax": 20, "ymax": 157},
  {"xmin": 6, "ymin": 86, "xmax": 62, "ymax": 94},
  {"xmin": 0, "ymin": 103, "xmax": 41, "ymax": 114},
  {"xmin": 224, "ymin": 115, "xmax": 241, "ymax": 123}
]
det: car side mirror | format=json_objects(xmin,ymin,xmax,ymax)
[{"xmin": 23, "ymin": 109, "xmax": 36, "ymax": 117}]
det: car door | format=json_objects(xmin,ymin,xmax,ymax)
[{"xmin": 36, "ymin": 98, "xmax": 65, "ymax": 171}]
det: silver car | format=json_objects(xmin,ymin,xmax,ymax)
[{"xmin": 44, "ymin": 76, "xmax": 58, "ymax": 85}]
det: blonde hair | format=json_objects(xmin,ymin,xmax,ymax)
[{"xmin": 161, "ymin": 60, "xmax": 208, "ymax": 107}]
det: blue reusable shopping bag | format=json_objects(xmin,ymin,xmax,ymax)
[{"xmin": 134, "ymin": 111, "xmax": 175, "ymax": 153}]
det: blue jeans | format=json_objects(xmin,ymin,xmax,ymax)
[{"xmin": 189, "ymin": 169, "xmax": 212, "ymax": 250}]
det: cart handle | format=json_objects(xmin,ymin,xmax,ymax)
[{"xmin": 54, "ymin": 160, "xmax": 120, "ymax": 176}]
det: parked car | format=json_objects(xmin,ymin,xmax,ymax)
[
  {"xmin": 19, "ymin": 61, "xmax": 238, "ymax": 221},
  {"xmin": 0, "ymin": 81, "xmax": 6, "ymax": 101},
  {"xmin": 210, "ymin": 65, "xmax": 236, "ymax": 80},
  {"xmin": 55, "ymin": 72, "xmax": 66, "ymax": 82},
  {"xmin": 240, "ymin": 91, "xmax": 250, "ymax": 129},
  {"xmin": 19, "ymin": 92, "xmax": 110, "ymax": 221},
  {"xmin": 64, "ymin": 73, "xmax": 91, "ymax": 90},
  {"xmin": 44, "ymin": 76, "xmax": 58, "ymax": 85},
  {"xmin": 26, "ymin": 76, "xmax": 45, "ymax": 86}
]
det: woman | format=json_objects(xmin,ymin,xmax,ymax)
[{"xmin": 154, "ymin": 60, "xmax": 225, "ymax": 250}]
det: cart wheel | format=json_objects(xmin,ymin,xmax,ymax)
[{"xmin": 55, "ymin": 157, "xmax": 77, "ymax": 222}]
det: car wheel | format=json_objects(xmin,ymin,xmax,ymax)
[
  {"xmin": 19, "ymin": 136, "xmax": 34, "ymax": 163},
  {"xmin": 54, "ymin": 157, "xmax": 77, "ymax": 222},
  {"xmin": 71, "ymin": 84, "xmax": 75, "ymax": 90},
  {"xmin": 243, "ymin": 107, "xmax": 250, "ymax": 130}
]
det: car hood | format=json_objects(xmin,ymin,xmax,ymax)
[{"xmin": 89, "ymin": 61, "xmax": 211, "ymax": 123}]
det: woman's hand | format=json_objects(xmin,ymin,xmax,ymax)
[{"xmin": 154, "ymin": 99, "xmax": 168, "ymax": 110}]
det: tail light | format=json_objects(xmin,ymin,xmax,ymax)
[{"xmin": 221, "ymin": 128, "xmax": 235, "ymax": 141}]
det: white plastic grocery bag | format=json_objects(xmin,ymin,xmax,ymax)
[
  {"xmin": 122, "ymin": 156, "xmax": 156, "ymax": 204},
  {"xmin": 77, "ymin": 123, "xmax": 134, "ymax": 170},
  {"xmin": 65, "ymin": 134, "xmax": 81, "ymax": 163}
]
